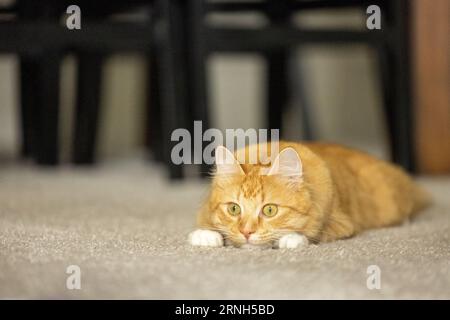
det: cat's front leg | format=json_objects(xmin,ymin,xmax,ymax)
[
  {"xmin": 275, "ymin": 233, "xmax": 309, "ymax": 249},
  {"xmin": 188, "ymin": 229, "xmax": 224, "ymax": 247}
]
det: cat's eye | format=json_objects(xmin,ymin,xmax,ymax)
[
  {"xmin": 227, "ymin": 203, "xmax": 241, "ymax": 216},
  {"xmin": 262, "ymin": 204, "xmax": 278, "ymax": 217}
]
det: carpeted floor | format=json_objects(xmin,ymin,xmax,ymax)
[{"xmin": 0, "ymin": 158, "xmax": 449, "ymax": 299}]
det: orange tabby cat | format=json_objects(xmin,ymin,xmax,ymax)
[{"xmin": 189, "ymin": 142, "xmax": 430, "ymax": 249}]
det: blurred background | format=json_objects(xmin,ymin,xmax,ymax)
[{"xmin": 0, "ymin": 0, "xmax": 448, "ymax": 176}]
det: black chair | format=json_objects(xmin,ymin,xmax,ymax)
[
  {"xmin": 185, "ymin": 0, "xmax": 415, "ymax": 172},
  {"xmin": 2, "ymin": 0, "xmax": 415, "ymax": 179},
  {"xmin": 13, "ymin": 0, "xmax": 62, "ymax": 165},
  {"xmin": 1, "ymin": 0, "xmax": 189, "ymax": 179},
  {"xmin": 70, "ymin": 0, "xmax": 188, "ymax": 179}
]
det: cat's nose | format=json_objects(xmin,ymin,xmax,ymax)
[{"xmin": 240, "ymin": 229, "xmax": 254, "ymax": 239}]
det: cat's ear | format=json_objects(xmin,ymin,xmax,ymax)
[
  {"xmin": 267, "ymin": 147, "xmax": 303, "ymax": 181},
  {"xmin": 215, "ymin": 146, "xmax": 245, "ymax": 176}
]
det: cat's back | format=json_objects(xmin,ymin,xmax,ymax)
[{"xmin": 288, "ymin": 141, "xmax": 430, "ymax": 228}]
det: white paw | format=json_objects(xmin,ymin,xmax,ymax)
[
  {"xmin": 277, "ymin": 233, "xmax": 309, "ymax": 249},
  {"xmin": 188, "ymin": 229, "xmax": 224, "ymax": 247}
]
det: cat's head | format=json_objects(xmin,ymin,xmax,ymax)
[{"xmin": 200, "ymin": 145, "xmax": 314, "ymax": 248}]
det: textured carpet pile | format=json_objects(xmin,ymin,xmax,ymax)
[{"xmin": 0, "ymin": 159, "xmax": 449, "ymax": 299}]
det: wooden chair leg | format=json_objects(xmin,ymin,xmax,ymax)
[
  {"xmin": 413, "ymin": 0, "xmax": 450, "ymax": 173},
  {"xmin": 72, "ymin": 51, "xmax": 104, "ymax": 164},
  {"xmin": 35, "ymin": 52, "xmax": 61, "ymax": 165}
]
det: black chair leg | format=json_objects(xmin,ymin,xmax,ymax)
[
  {"xmin": 157, "ymin": 0, "xmax": 187, "ymax": 180},
  {"xmin": 293, "ymin": 53, "xmax": 314, "ymax": 140},
  {"xmin": 392, "ymin": 0, "xmax": 415, "ymax": 172},
  {"xmin": 378, "ymin": 0, "xmax": 415, "ymax": 172},
  {"xmin": 146, "ymin": 49, "xmax": 164, "ymax": 163},
  {"xmin": 72, "ymin": 52, "xmax": 104, "ymax": 164},
  {"xmin": 187, "ymin": 0, "xmax": 211, "ymax": 177},
  {"xmin": 35, "ymin": 52, "xmax": 61, "ymax": 165},
  {"xmin": 19, "ymin": 57, "xmax": 39, "ymax": 158},
  {"xmin": 265, "ymin": 0, "xmax": 292, "ymax": 139},
  {"xmin": 266, "ymin": 49, "xmax": 289, "ymax": 135}
]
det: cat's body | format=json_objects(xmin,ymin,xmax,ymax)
[{"xmin": 189, "ymin": 142, "xmax": 430, "ymax": 248}]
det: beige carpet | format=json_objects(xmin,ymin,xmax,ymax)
[{"xmin": 1, "ymin": 158, "xmax": 449, "ymax": 299}]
